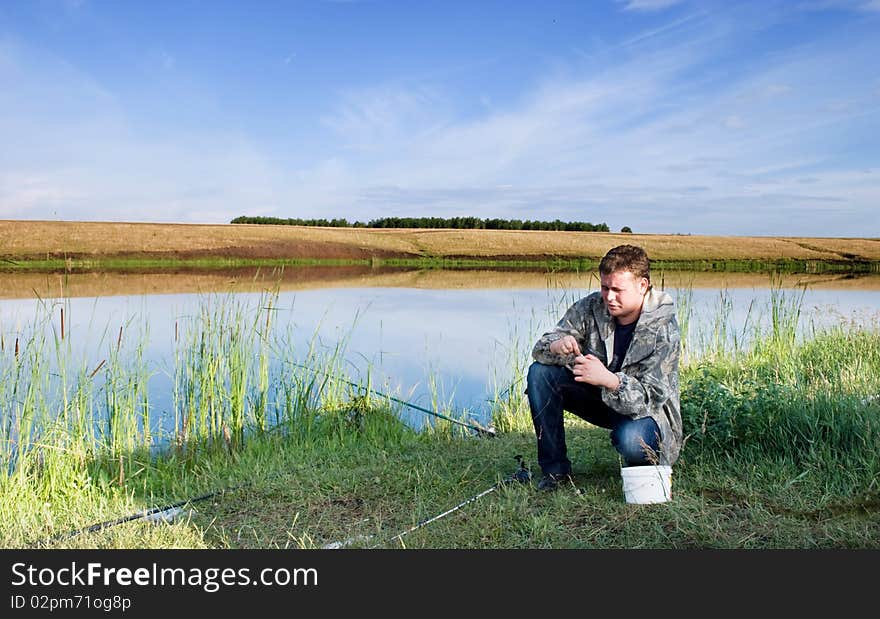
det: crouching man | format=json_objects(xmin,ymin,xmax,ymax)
[{"xmin": 527, "ymin": 244, "xmax": 682, "ymax": 491}]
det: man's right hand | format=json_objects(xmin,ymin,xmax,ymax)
[{"xmin": 549, "ymin": 335, "xmax": 581, "ymax": 356}]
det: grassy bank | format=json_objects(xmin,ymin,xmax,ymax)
[
  {"xmin": 3, "ymin": 255, "xmax": 879, "ymax": 278},
  {"xmin": 1, "ymin": 292, "xmax": 878, "ymax": 548}
]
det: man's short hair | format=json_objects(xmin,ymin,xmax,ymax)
[{"xmin": 599, "ymin": 244, "xmax": 651, "ymax": 282}]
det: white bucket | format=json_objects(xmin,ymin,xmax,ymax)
[{"xmin": 620, "ymin": 465, "xmax": 672, "ymax": 504}]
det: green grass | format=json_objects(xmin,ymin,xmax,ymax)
[
  {"xmin": 24, "ymin": 411, "xmax": 879, "ymax": 549},
  {"xmin": 1, "ymin": 286, "xmax": 878, "ymax": 549},
  {"xmin": 2, "ymin": 255, "xmax": 878, "ymax": 274}
]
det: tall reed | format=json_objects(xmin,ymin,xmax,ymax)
[{"xmin": 0, "ymin": 287, "xmax": 413, "ymax": 544}]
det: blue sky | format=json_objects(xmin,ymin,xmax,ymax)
[{"xmin": 1, "ymin": 0, "xmax": 878, "ymax": 236}]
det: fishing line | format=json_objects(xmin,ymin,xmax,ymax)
[
  {"xmin": 288, "ymin": 360, "xmax": 496, "ymax": 437},
  {"xmin": 486, "ymin": 375, "xmax": 526, "ymax": 405}
]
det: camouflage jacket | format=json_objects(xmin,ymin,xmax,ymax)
[{"xmin": 532, "ymin": 288, "xmax": 682, "ymax": 465}]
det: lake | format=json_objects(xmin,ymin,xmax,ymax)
[{"xmin": 1, "ymin": 267, "xmax": 878, "ymax": 435}]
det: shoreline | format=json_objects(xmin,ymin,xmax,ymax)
[{"xmin": 2, "ymin": 255, "xmax": 878, "ymax": 279}]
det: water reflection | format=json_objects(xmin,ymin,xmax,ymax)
[
  {"xmin": 1, "ymin": 268, "xmax": 878, "ymax": 431},
  {"xmin": 4, "ymin": 266, "xmax": 880, "ymax": 300}
]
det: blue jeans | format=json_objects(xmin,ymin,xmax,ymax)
[{"xmin": 526, "ymin": 362, "xmax": 661, "ymax": 476}]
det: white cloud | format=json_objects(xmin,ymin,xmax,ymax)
[
  {"xmin": 0, "ymin": 40, "xmax": 281, "ymax": 223},
  {"xmin": 619, "ymin": 0, "xmax": 685, "ymax": 12},
  {"xmin": 763, "ymin": 83, "xmax": 793, "ymax": 98},
  {"xmin": 321, "ymin": 86, "xmax": 446, "ymax": 152},
  {"xmin": 0, "ymin": 173, "xmax": 82, "ymax": 218},
  {"xmin": 723, "ymin": 115, "xmax": 747, "ymax": 129},
  {"xmin": 798, "ymin": 0, "xmax": 880, "ymax": 13},
  {"xmin": 2, "ymin": 6, "xmax": 878, "ymax": 236},
  {"xmin": 301, "ymin": 9, "xmax": 880, "ymax": 235}
]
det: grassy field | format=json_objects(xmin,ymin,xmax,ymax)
[
  {"xmin": 1, "ymin": 289, "xmax": 878, "ymax": 549},
  {"xmin": 2, "ymin": 219, "xmax": 879, "ymax": 268}
]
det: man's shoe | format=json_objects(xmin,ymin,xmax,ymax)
[{"xmin": 537, "ymin": 473, "xmax": 570, "ymax": 492}]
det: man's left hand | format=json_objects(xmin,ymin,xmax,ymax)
[{"xmin": 571, "ymin": 354, "xmax": 620, "ymax": 391}]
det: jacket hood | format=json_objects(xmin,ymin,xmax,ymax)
[{"xmin": 639, "ymin": 288, "xmax": 677, "ymax": 324}]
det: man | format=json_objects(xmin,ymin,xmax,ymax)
[{"xmin": 527, "ymin": 244, "xmax": 682, "ymax": 491}]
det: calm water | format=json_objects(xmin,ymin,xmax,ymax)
[{"xmin": 1, "ymin": 268, "xmax": 878, "ymax": 431}]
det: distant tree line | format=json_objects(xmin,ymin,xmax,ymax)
[
  {"xmin": 231, "ymin": 216, "xmax": 611, "ymax": 232},
  {"xmin": 231, "ymin": 216, "xmax": 356, "ymax": 228}
]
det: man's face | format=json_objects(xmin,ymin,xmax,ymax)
[{"xmin": 600, "ymin": 270, "xmax": 649, "ymax": 325}]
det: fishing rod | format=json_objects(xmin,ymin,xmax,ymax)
[
  {"xmin": 37, "ymin": 483, "xmax": 251, "ymax": 547},
  {"xmin": 289, "ymin": 360, "xmax": 496, "ymax": 437},
  {"xmin": 323, "ymin": 455, "xmax": 532, "ymax": 549},
  {"xmin": 40, "ymin": 452, "xmax": 529, "ymax": 548},
  {"xmin": 387, "ymin": 486, "xmax": 500, "ymax": 545},
  {"xmin": 43, "ymin": 452, "xmax": 526, "ymax": 548},
  {"xmin": 486, "ymin": 375, "xmax": 525, "ymax": 405},
  {"xmin": 37, "ymin": 365, "xmax": 496, "ymax": 546}
]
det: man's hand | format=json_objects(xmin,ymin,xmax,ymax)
[
  {"xmin": 549, "ymin": 335, "xmax": 581, "ymax": 356},
  {"xmin": 571, "ymin": 354, "xmax": 620, "ymax": 391}
]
